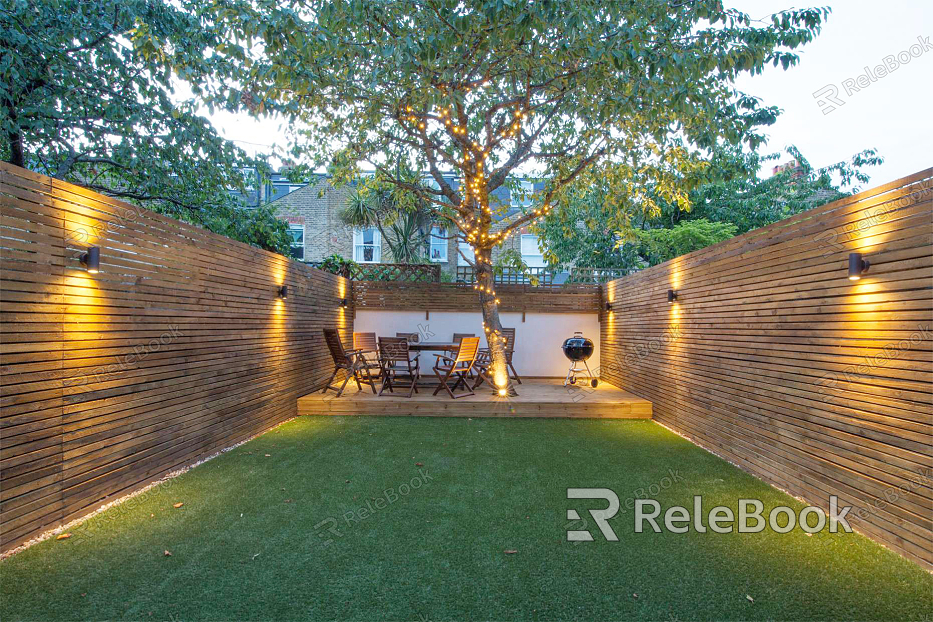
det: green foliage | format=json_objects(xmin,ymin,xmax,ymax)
[
  {"xmin": 210, "ymin": 0, "xmax": 829, "ymax": 258},
  {"xmin": 673, "ymin": 146, "xmax": 882, "ymax": 234},
  {"xmin": 340, "ymin": 169, "xmax": 436, "ymax": 264},
  {"xmin": 0, "ymin": 0, "xmax": 291, "ymax": 254},
  {"xmin": 632, "ymin": 219, "xmax": 738, "ymax": 266},
  {"xmin": 538, "ymin": 146, "xmax": 882, "ymax": 271},
  {"xmin": 319, "ymin": 254, "xmax": 359, "ymax": 276},
  {"xmin": 493, "ymin": 249, "xmax": 539, "ymax": 286}
]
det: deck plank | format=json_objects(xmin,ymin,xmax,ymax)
[{"xmin": 297, "ymin": 379, "xmax": 652, "ymax": 418}]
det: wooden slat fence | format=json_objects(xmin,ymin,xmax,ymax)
[
  {"xmin": 353, "ymin": 281, "xmax": 600, "ymax": 313},
  {"xmin": 598, "ymin": 169, "xmax": 933, "ymax": 569},
  {"xmin": 0, "ymin": 162, "xmax": 353, "ymax": 553}
]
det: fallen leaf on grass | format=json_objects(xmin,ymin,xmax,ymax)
[
  {"xmin": 415, "ymin": 462, "xmax": 423, "ymax": 467},
  {"xmin": 632, "ymin": 594, "xmax": 638, "ymax": 599},
  {"xmin": 56, "ymin": 533, "xmax": 72, "ymax": 540},
  {"xmin": 164, "ymin": 550, "xmax": 172, "ymax": 557},
  {"xmin": 504, "ymin": 549, "xmax": 518, "ymax": 554},
  {"xmin": 284, "ymin": 499, "xmax": 293, "ymax": 503},
  {"xmin": 252, "ymin": 553, "xmax": 260, "ymax": 560},
  {"xmin": 265, "ymin": 454, "xmax": 271, "ymax": 457},
  {"xmin": 173, "ymin": 502, "xmax": 184, "ymax": 509},
  {"xmin": 746, "ymin": 595, "xmax": 754, "ymax": 603}
]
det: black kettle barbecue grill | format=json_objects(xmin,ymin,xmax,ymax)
[{"xmin": 562, "ymin": 331, "xmax": 598, "ymax": 387}]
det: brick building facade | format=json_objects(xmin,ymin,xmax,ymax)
[{"xmin": 264, "ymin": 173, "xmax": 546, "ymax": 278}]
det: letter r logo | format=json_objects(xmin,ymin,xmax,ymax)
[
  {"xmin": 813, "ymin": 84, "xmax": 845, "ymax": 115},
  {"xmin": 567, "ymin": 488, "xmax": 620, "ymax": 541}
]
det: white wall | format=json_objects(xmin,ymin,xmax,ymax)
[{"xmin": 353, "ymin": 310, "xmax": 600, "ymax": 378}]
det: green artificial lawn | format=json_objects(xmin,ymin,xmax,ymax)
[{"xmin": 2, "ymin": 416, "xmax": 931, "ymax": 621}]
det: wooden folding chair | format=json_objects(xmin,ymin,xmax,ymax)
[
  {"xmin": 432, "ymin": 337, "xmax": 481, "ymax": 399},
  {"xmin": 321, "ymin": 328, "xmax": 376, "ymax": 397},
  {"xmin": 378, "ymin": 337, "xmax": 420, "ymax": 398},
  {"xmin": 502, "ymin": 327, "xmax": 521, "ymax": 384},
  {"xmin": 396, "ymin": 332, "xmax": 421, "ymax": 344},
  {"xmin": 453, "ymin": 333, "xmax": 477, "ymax": 380},
  {"xmin": 473, "ymin": 328, "xmax": 520, "ymax": 388},
  {"xmin": 353, "ymin": 332, "xmax": 381, "ymax": 380}
]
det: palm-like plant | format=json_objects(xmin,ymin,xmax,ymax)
[{"xmin": 341, "ymin": 180, "xmax": 432, "ymax": 264}]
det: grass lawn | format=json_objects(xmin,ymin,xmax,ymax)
[{"xmin": 2, "ymin": 416, "xmax": 931, "ymax": 621}]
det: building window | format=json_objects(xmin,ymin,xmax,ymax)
[
  {"xmin": 520, "ymin": 234, "xmax": 545, "ymax": 267},
  {"xmin": 511, "ymin": 180, "xmax": 535, "ymax": 208},
  {"xmin": 353, "ymin": 227, "xmax": 382, "ymax": 263},
  {"xmin": 458, "ymin": 242, "xmax": 475, "ymax": 266},
  {"xmin": 429, "ymin": 226, "xmax": 448, "ymax": 262},
  {"xmin": 288, "ymin": 224, "xmax": 305, "ymax": 260}
]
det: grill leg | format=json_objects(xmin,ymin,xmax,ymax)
[{"xmin": 564, "ymin": 362, "xmax": 575, "ymax": 386}]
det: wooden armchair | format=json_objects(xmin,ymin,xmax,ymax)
[
  {"xmin": 322, "ymin": 328, "xmax": 376, "ymax": 397},
  {"xmin": 378, "ymin": 337, "xmax": 420, "ymax": 398},
  {"xmin": 353, "ymin": 332, "xmax": 381, "ymax": 379},
  {"xmin": 396, "ymin": 332, "xmax": 421, "ymax": 344},
  {"xmin": 432, "ymin": 336, "xmax": 481, "ymax": 399}
]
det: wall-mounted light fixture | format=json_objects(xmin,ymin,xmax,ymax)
[
  {"xmin": 605, "ymin": 301, "xmax": 613, "ymax": 312},
  {"xmin": 667, "ymin": 289, "xmax": 678, "ymax": 303},
  {"xmin": 339, "ymin": 298, "xmax": 349, "ymax": 308},
  {"xmin": 848, "ymin": 253, "xmax": 870, "ymax": 281},
  {"xmin": 278, "ymin": 285, "xmax": 288, "ymax": 299},
  {"xmin": 81, "ymin": 246, "xmax": 100, "ymax": 274}
]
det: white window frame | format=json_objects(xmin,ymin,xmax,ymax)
[
  {"xmin": 353, "ymin": 227, "xmax": 382, "ymax": 263},
  {"xmin": 520, "ymin": 234, "xmax": 545, "ymax": 268},
  {"xmin": 429, "ymin": 225, "xmax": 448, "ymax": 262},
  {"xmin": 511, "ymin": 180, "xmax": 535, "ymax": 208},
  {"xmin": 288, "ymin": 224, "xmax": 305, "ymax": 261},
  {"xmin": 458, "ymin": 241, "xmax": 475, "ymax": 266}
]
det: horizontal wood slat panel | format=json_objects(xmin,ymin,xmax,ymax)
[
  {"xmin": 352, "ymin": 281, "xmax": 600, "ymax": 313},
  {"xmin": 0, "ymin": 162, "xmax": 353, "ymax": 553},
  {"xmin": 599, "ymin": 169, "xmax": 933, "ymax": 570}
]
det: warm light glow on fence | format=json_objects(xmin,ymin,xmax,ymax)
[{"xmin": 847, "ymin": 280, "xmax": 885, "ymax": 332}]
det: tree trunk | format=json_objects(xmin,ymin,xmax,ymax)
[
  {"xmin": 475, "ymin": 256, "xmax": 515, "ymax": 396},
  {"xmin": 8, "ymin": 130, "xmax": 25, "ymax": 168}
]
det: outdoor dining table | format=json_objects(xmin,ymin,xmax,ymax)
[{"xmin": 408, "ymin": 342, "xmax": 460, "ymax": 353}]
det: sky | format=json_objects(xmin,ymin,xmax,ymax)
[{"xmin": 209, "ymin": 0, "xmax": 932, "ymax": 189}]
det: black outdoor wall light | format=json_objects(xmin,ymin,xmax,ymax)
[
  {"xmin": 278, "ymin": 285, "xmax": 288, "ymax": 299},
  {"xmin": 848, "ymin": 253, "xmax": 870, "ymax": 281},
  {"xmin": 605, "ymin": 301, "xmax": 613, "ymax": 312},
  {"xmin": 339, "ymin": 298, "xmax": 349, "ymax": 307},
  {"xmin": 667, "ymin": 289, "xmax": 678, "ymax": 303},
  {"xmin": 81, "ymin": 246, "xmax": 100, "ymax": 274}
]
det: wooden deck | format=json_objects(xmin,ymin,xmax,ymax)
[{"xmin": 297, "ymin": 379, "xmax": 652, "ymax": 418}]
